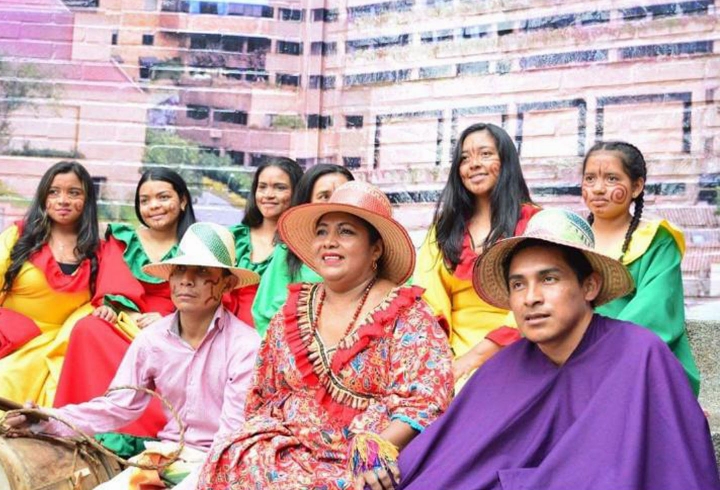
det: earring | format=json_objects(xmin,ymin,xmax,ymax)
[{"xmin": 371, "ymin": 260, "xmax": 378, "ymax": 271}]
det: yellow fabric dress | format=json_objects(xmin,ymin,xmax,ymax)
[
  {"xmin": 0, "ymin": 225, "xmax": 95, "ymax": 405},
  {"xmin": 415, "ymin": 227, "xmax": 515, "ymax": 360}
]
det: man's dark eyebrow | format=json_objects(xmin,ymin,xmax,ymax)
[{"xmin": 508, "ymin": 267, "xmax": 563, "ymax": 282}]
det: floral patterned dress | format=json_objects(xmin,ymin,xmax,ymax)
[{"xmin": 199, "ymin": 283, "xmax": 453, "ymax": 490}]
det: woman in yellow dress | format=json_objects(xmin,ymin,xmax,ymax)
[
  {"xmin": 0, "ymin": 161, "xmax": 144, "ymax": 406},
  {"xmin": 415, "ymin": 123, "xmax": 539, "ymax": 385}
]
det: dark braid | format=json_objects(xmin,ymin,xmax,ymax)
[
  {"xmin": 620, "ymin": 190, "xmax": 644, "ymax": 262},
  {"xmin": 582, "ymin": 140, "xmax": 648, "ymax": 262}
]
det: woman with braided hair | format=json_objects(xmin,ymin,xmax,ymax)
[{"xmin": 581, "ymin": 141, "xmax": 700, "ymax": 395}]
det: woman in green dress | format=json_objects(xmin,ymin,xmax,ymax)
[
  {"xmin": 226, "ymin": 158, "xmax": 303, "ymax": 326},
  {"xmin": 251, "ymin": 164, "xmax": 354, "ymax": 336},
  {"xmin": 581, "ymin": 141, "xmax": 700, "ymax": 395}
]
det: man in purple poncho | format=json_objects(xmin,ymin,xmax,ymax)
[{"xmin": 398, "ymin": 208, "xmax": 719, "ymax": 490}]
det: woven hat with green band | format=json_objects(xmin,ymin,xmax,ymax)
[
  {"xmin": 143, "ymin": 222, "xmax": 259, "ymax": 289},
  {"xmin": 472, "ymin": 208, "xmax": 634, "ymax": 310}
]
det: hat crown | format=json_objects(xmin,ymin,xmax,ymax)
[
  {"xmin": 176, "ymin": 222, "xmax": 237, "ymax": 268},
  {"xmin": 327, "ymin": 181, "xmax": 392, "ymax": 218},
  {"xmin": 523, "ymin": 209, "xmax": 595, "ymax": 249}
]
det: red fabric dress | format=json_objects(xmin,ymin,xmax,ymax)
[
  {"xmin": 199, "ymin": 283, "xmax": 454, "ymax": 489},
  {"xmin": 54, "ymin": 225, "xmax": 168, "ymax": 437}
]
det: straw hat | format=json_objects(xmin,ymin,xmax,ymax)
[
  {"xmin": 473, "ymin": 208, "xmax": 634, "ymax": 310},
  {"xmin": 143, "ymin": 222, "xmax": 259, "ymax": 289},
  {"xmin": 278, "ymin": 181, "xmax": 415, "ymax": 284}
]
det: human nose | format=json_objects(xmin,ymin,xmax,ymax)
[
  {"xmin": 178, "ymin": 269, "xmax": 196, "ymax": 285},
  {"xmin": 56, "ymin": 191, "xmax": 70, "ymax": 204},
  {"xmin": 321, "ymin": 229, "xmax": 339, "ymax": 248},
  {"xmin": 523, "ymin": 282, "xmax": 542, "ymax": 306},
  {"xmin": 591, "ymin": 179, "xmax": 606, "ymax": 194}
]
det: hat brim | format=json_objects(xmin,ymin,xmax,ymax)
[
  {"xmin": 278, "ymin": 202, "xmax": 415, "ymax": 285},
  {"xmin": 472, "ymin": 235, "xmax": 635, "ymax": 310},
  {"xmin": 142, "ymin": 255, "xmax": 260, "ymax": 290}
]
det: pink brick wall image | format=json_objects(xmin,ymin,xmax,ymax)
[{"xmin": 0, "ymin": 0, "xmax": 718, "ymax": 305}]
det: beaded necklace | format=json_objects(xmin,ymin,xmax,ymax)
[{"xmin": 313, "ymin": 277, "xmax": 377, "ymax": 342}]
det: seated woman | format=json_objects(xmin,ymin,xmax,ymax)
[
  {"xmin": 53, "ymin": 167, "xmax": 196, "ymax": 449},
  {"xmin": 251, "ymin": 163, "xmax": 354, "ymax": 336},
  {"xmin": 0, "ymin": 161, "xmax": 144, "ymax": 406},
  {"xmin": 190, "ymin": 181, "xmax": 453, "ymax": 490},
  {"xmin": 580, "ymin": 141, "xmax": 700, "ymax": 394},
  {"xmin": 226, "ymin": 157, "xmax": 303, "ymax": 326},
  {"xmin": 414, "ymin": 123, "xmax": 539, "ymax": 386}
]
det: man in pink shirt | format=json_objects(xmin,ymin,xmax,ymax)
[{"xmin": 5, "ymin": 222, "xmax": 262, "ymax": 489}]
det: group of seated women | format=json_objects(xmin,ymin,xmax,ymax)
[{"xmin": 0, "ymin": 122, "xmax": 701, "ymax": 488}]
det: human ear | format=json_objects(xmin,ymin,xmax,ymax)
[
  {"xmin": 371, "ymin": 240, "xmax": 384, "ymax": 269},
  {"xmin": 631, "ymin": 177, "xmax": 645, "ymax": 199},
  {"xmin": 224, "ymin": 275, "xmax": 238, "ymax": 292},
  {"xmin": 583, "ymin": 272, "xmax": 602, "ymax": 302}
]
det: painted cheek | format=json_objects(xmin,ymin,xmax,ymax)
[
  {"xmin": 489, "ymin": 162, "xmax": 500, "ymax": 178},
  {"xmin": 609, "ymin": 185, "xmax": 628, "ymax": 204},
  {"xmin": 203, "ymin": 278, "xmax": 224, "ymax": 304}
]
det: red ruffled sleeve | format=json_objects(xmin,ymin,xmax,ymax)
[{"xmin": 94, "ymin": 238, "xmax": 147, "ymax": 310}]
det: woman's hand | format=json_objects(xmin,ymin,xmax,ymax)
[
  {"xmin": 452, "ymin": 339, "xmax": 502, "ymax": 381},
  {"xmin": 92, "ymin": 305, "xmax": 117, "ymax": 324},
  {"xmin": 135, "ymin": 312, "xmax": 162, "ymax": 329},
  {"xmin": 353, "ymin": 463, "xmax": 400, "ymax": 490}
]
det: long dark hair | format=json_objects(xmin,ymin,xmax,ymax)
[
  {"xmin": 286, "ymin": 164, "xmax": 355, "ymax": 279},
  {"xmin": 582, "ymin": 141, "xmax": 647, "ymax": 261},
  {"xmin": 242, "ymin": 157, "xmax": 304, "ymax": 228},
  {"xmin": 134, "ymin": 167, "xmax": 196, "ymax": 240},
  {"xmin": 433, "ymin": 123, "xmax": 532, "ymax": 269},
  {"xmin": 3, "ymin": 161, "xmax": 100, "ymax": 295}
]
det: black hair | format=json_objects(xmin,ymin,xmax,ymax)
[
  {"xmin": 503, "ymin": 239, "xmax": 594, "ymax": 289},
  {"xmin": 3, "ymin": 161, "xmax": 100, "ymax": 295},
  {"xmin": 287, "ymin": 164, "xmax": 355, "ymax": 279},
  {"xmin": 433, "ymin": 123, "xmax": 533, "ymax": 270},
  {"xmin": 582, "ymin": 141, "xmax": 646, "ymax": 262},
  {"xmin": 134, "ymin": 167, "xmax": 196, "ymax": 240},
  {"xmin": 242, "ymin": 157, "xmax": 304, "ymax": 228}
]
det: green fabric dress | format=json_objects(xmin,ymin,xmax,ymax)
[
  {"xmin": 228, "ymin": 223, "xmax": 275, "ymax": 276},
  {"xmin": 596, "ymin": 221, "xmax": 700, "ymax": 396},
  {"xmin": 251, "ymin": 244, "xmax": 322, "ymax": 337}
]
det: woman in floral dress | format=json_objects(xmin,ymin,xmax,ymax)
[{"xmin": 194, "ymin": 181, "xmax": 453, "ymax": 490}]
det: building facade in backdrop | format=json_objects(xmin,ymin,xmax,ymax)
[{"xmin": 0, "ymin": 0, "xmax": 718, "ymax": 300}]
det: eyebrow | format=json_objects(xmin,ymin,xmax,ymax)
[
  {"xmin": 508, "ymin": 267, "xmax": 563, "ymax": 281},
  {"xmin": 316, "ymin": 221, "xmax": 356, "ymax": 227}
]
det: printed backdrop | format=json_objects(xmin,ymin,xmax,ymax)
[{"xmin": 0, "ymin": 0, "xmax": 718, "ymax": 310}]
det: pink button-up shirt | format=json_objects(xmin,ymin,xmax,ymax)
[{"xmin": 42, "ymin": 306, "xmax": 260, "ymax": 450}]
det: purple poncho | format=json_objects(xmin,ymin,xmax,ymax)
[{"xmin": 399, "ymin": 315, "xmax": 719, "ymax": 490}]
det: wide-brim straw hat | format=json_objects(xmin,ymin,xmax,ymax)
[
  {"xmin": 143, "ymin": 222, "xmax": 259, "ymax": 289},
  {"xmin": 278, "ymin": 180, "xmax": 415, "ymax": 285},
  {"xmin": 473, "ymin": 208, "xmax": 634, "ymax": 310}
]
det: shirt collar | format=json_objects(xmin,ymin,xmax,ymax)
[{"xmin": 168, "ymin": 305, "xmax": 226, "ymax": 338}]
